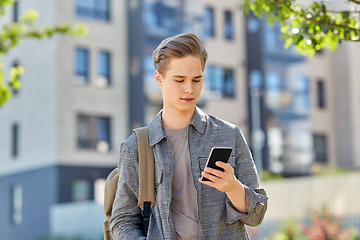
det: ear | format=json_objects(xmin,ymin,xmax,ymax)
[{"xmin": 154, "ymin": 71, "xmax": 163, "ymax": 87}]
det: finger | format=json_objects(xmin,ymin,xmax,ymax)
[
  {"xmin": 215, "ymin": 161, "xmax": 233, "ymax": 173},
  {"xmin": 198, "ymin": 177, "xmax": 218, "ymax": 188},
  {"xmin": 201, "ymin": 171, "xmax": 220, "ymax": 182}
]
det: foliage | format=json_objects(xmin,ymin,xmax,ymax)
[
  {"xmin": 311, "ymin": 162, "xmax": 356, "ymax": 177},
  {"xmin": 303, "ymin": 208, "xmax": 358, "ymax": 240},
  {"xmin": 268, "ymin": 208, "xmax": 359, "ymax": 240},
  {"xmin": 243, "ymin": 0, "xmax": 360, "ymax": 57},
  {"xmin": 272, "ymin": 220, "xmax": 305, "ymax": 240},
  {"xmin": 262, "ymin": 170, "xmax": 285, "ymax": 181},
  {"xmin": 0, "ymin": 0, "xmax": 88, "ymax": 107}
]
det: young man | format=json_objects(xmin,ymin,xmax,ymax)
[{"xmin": 110, "ymin": 33, "xmax": 268, "ymax": 239}]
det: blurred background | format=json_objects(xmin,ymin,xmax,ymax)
[{"xmin": 0, "ymin": 0, "xmax": 359, "ymax": 239}]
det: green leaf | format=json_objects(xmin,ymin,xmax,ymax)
[
  {"xmin": 284, "ymin": 37, "xmax": 293, "ymax": 49},
  {"xmin": 294, "ymin": 34, "xmax": 303, "ymax": 45},
  {"xmin": 243, "ymin": 0, "xmax": 250, "ymax": 14},
  {"xmin": 324, "ymin": 32, "xmax": 338, "ymax": 51},
  {"xmin": 321, "ymin": 4, "xmax": 326, "ymax": 15},
  {"xmin": 280, "ymin": 24, "xmax": 289, "ymax": 34},
  {"xmin": 320, "ymin": 23, "xmax": 329, "ymax": 33},
  {"xmin": 19, "ymin": 9, "xmax": 39, "ymax": 25}
]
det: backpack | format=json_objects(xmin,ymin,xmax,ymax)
[{"xmin": 103, "ymin": 127, "xmax": 155, "ymax": 239}]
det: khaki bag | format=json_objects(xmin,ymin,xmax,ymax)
[{"xmin": 103, "ymin": 127, "xmax": 155, "ymax": 239}]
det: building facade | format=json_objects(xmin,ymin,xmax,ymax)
[
  {"xmin": 0, "ymin": 0, "xmax": 127, "ymax": 239},
  {"xmin": 1, "ymin": 0, "xmax": 360, "ymax": 239}
]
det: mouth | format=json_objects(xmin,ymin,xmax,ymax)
[{"xmin": 181, "ymin": 98, "xmax": 195, "ymax": 102}]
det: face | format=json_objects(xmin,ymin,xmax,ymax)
[{"xmin": 155, "ymin": 55, "xmax": 203, "ymax": 115}]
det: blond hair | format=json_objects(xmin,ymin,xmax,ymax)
[{"xmin": 152, "ymin": 33, "xmax": 208, "ymax": 76}]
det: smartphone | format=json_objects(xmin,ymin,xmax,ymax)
[{"xmin": 201, "ymin": 147, "xmax": 232, "ymax": 181}]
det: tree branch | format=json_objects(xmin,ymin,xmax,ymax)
[
  {"xmin": 281, "ymin": 3, "xmax": 360, "ymax": 33},
  {"xmin": 348, "ymin": 0, "xmax": 360, "ymax": 5}
]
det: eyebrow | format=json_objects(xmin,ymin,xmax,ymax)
[{"xmin": 173, "ymin": 75, "xmax": 203, "ymax": 79}]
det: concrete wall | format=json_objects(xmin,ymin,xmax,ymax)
[
  {"xmin": 0, "ymin": 0, "xmax": 58, "ymax": 177},
  {"xmin": 0, "ymin": 167, "xmax": 57, "ymax": 240},
  {"xmin": 308, "ymin": 50, "xmax": 336, "ymax": 167},
  {"xmin": 202, "ymin": 0, "xmax": 249, "ymax": 138},
  {"xmin": 0, "ymin": 165, "xmax": 114, "ymax": 240},
  {"xmin": 55, "ymin": 0, "xmax": 128, "ymax": 167},
  {"xmin": 347, "ymin": 41, "xmax": 360, "ymax": 168}
]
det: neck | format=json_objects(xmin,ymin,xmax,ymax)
[{"xmin": 161, "ymin": 106, "xmax": 195, "ymax": 130}]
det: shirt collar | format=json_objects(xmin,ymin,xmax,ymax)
[{"xmin": 148, "ymin": 106, "xmax": 207, "ymax": 147}]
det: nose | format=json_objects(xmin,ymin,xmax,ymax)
[{"xmin": 184, "ymin": 82, "xmax": 194, "ymax": 94}]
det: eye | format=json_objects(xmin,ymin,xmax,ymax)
[
  {"xmin": 193, "ymin": 78, "xmax": 202, "ymax": 82},
  {"xmin": 175, "ymin": 80, "xmax": 184, "ymax": 83}
]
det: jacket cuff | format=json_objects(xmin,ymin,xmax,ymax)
[{"xmin": 226, "ymin": 185, "xmax": 268, "ymax": 224}]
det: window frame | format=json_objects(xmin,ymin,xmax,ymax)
[
  {"xmin": 75, "ymin": 0, "xmax": 110, "ymax": 21},
  {"xmin": 97, "ymin": 50, "xmax": 111, "ymax": 87},
  {"xmin": 313, "ymin": 134, "xmax": 328, "ymax": 163},
  {"xmin": 204, "ymin": 6, "xmax": 215, "ymax": 38},
  {"xmin": 77, "ymin": 114, "xmax": 112, "ymax": 152},
  {"xmin": 11, "ymin": 184, "xmax": 23, "ymax": 225},
  {"xmin": 71, "ymin": 179, "xmax": 91, "ymax": 202},
  {"xmin": 11, "ymin": 123, "xmax": 19, "ymax": 159},
  {"xmin": 75, "ymin": 47, "xmax": 89, "ymax": 84},
  {"xmin": 317, "ymin": 80, "xmax": 326, "ymax": 108},
  {"xmin": 13, "ymin": 1, "xmax": 19, "ymax": 22},
  {"xmin": 205, "ymin": 65, "xmax": 235, "ymax": 99},
  {"xmin": 224, "ymin": 10, "xmax": 233, "ymax": 40}
]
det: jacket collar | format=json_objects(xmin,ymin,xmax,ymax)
[{"xmin": 148, "ymin": 106, "xmax": 207, "ymax": 147}]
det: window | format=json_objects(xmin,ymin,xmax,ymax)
[
  {"xmin": 144, "ymin": 1, "xmax": 178, "ymax": 35},
  {"xmin": 264, "ymin": 21, "xmax": 277, "ymax": 51},
  {"xmin": 224, "ymin": 11, "xmax": 233, "ymax": 40},
  {"xmin": 313, "ymin": 134, "xmax": 327, "ymax": 163},
  {"xmin": 72, "ymin": 179, "xmax": 90, "ymax": 202},
  {"xmin": 293, "ymin": 76, "xmax": 310, "ymax": 114},
  {"xmin": 12, "ymin": 184, "xmax": 22, "ymax": 225},
  {"xmin": 265, "ymin": 71, "xmax": 286, "ymax": 112},
  {"xmin": 94, "ymin": 178, "xmax": 106, "ymax": 204},
  {"xmin": 75, "ymin": 47, "xmax": 89, "ymax": 84},
  {"xmin": 204, "ymin": 7, "xmax": 215, "ymax": 37},
  {"xmin": 223, "ymin": 69, "xmax": 235, "ymax": 97},
  {"xmin": 11, "ymin": 123, "xmax": 19, "ymax": 158},
  {"xmin": 265, "ymin": 72, "xmax": 281, "ymax": 91},
  {"xmin": 96, "ymin": 51, "xmax": 111, "ymax": 87},
  {"xmin": 205, "ymin": 66, "xmax": 235, "ymax": 99},
  {"xmin": 12, "ymin": 62, "xmax": 20, "ymax": 96},
  {"xmin": 76, "ymin": 0, "xmax": 110, "ymax": 21},
  {"xmin": 13, "ymin": 1, "xmax": 19, "ymax": 22},
  {"xmin": 317, "ymin": 80, "xmax": 325, "ymax": 108},
  {"xmin": 77, "ymin": 115, "xmax": 111, "ymax": 152}
]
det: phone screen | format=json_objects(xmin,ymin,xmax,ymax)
[{"xmin": 201, "ymin": 147, "xmax": 232, "ymax": 181}]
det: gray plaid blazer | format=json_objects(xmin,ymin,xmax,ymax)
[{"xmin": 110, "ymin": 107, "xmax": 268, "ymax": 239}]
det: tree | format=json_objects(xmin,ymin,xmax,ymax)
[
  {"xmin": 0, "ymin": 0, "xmax": 88, "ymax": 107},
  {"xmin": 243, "ymin": 0, "xmax": 360, "ymax": 57}
]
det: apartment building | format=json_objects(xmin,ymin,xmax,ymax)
[
  {"xmin": 1, "ymin": 0, "xmax": 360, "ymax": 239},
  {"xmin": 0, "ymin": 0, "xmax": 127, "ymax": 239}
]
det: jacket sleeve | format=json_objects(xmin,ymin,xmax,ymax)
[
  {"xmin": 225, "ymin": 127, "xmax": 268, "ymax": 227},
  {"xmin": 109, "ymin": 135, "xmax": 146, "ymax": 240}
]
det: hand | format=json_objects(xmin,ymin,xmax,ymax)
[{"xmin": 198, "ymin": 161, "xmax": 237, "ymax": 193}]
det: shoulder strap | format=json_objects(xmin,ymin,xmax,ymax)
[
  {"xmin": 103, "ymin": 127, "xmax": 155, "ymax": 239},
  {"xmin": 134, "ymin": 127, "xmax": 156, "ymax": 210}
]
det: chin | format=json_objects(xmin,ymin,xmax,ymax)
[{"xmin": 178, "ymin": 104, "xmax": 196, "ymax": 113}]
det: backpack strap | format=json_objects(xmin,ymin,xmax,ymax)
[
  {"xmin": 103, "ymin": 127, "xmax": 155, "ymax": 239},
  {"xmin": 134, "ymin": 127, "xmax": 156, "ymax": 210},
  {"xmin": 134, "ymin": 126, "xmax": 155, "ymax": 236}
]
